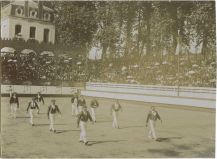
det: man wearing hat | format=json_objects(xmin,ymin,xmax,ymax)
[
  {"xmin": 10, "ymin": 92, "xmax": 19, "ymax": 118},
  {"xmin": 35, "ymin": 92, "xmax": 44, "ymax": 114},
  {"xmin": 77, "ymin": 106, "xmax": 93, "ymax": 145},
  {"xmin": 47, "ymin": 99, "xmax": 61, "ymax": 133},
  {"xmin": 26, "ymin": 97, "xmax": 39, "ymax": 126},
  {"xmin": 146, "ymin": 106, "xmax": 162, "ymax": 140}
]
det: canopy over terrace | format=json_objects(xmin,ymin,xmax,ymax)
[
  {"xmin": 1, "ymin": 47, "xmax": 16, "ymax": 56},
  {"xmin": 21, "ymin": 49, "xmax": 36, "ymax": 56},
  {"xmin": 40, "ymin": 51, "xmax": 54, "ymax": 57}
]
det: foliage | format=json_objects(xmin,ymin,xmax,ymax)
[{"xmin": 42, "ymin": 1, "xmax": 215, "ymax": 61}]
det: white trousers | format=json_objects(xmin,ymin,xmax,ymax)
[
  {"xmin": 49, "ymin": 114, "xmax": 55, "ymax": 131},
  {"xmin": 78, "ymin": 106, "xmax": 83, "ymax": 113},
  {"xmin": 72, "ymin": 104, "xmax": 78, "ymax": 115},
  {"xmin": 148, "ymin": 120, "xmax": 157, "ymax": 139},
  {"xmin": 29, "ymin": 109, "xmax": 34, "ymax": 124},
  {"xmin": 112, "ymin": 111, "xmax": 119, "ymax": 128},
  {"xmin": 90, "ymin": 108, "xmax": 96, "ymax": 122},
  {"xmin": 36, "ymin": 101, "xmax": 42, "ymax": 113},
  {"xmin": 79, "ymin": 121, "xmax": 87, "ymax": 143},
  {"xmin": 10, "ymin": 103, "xmax": 17, "ymax": 118}
]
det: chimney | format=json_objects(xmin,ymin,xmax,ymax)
[
  {"xmin": 24, "ymin": 0, "xmax": 29, "ymax": 17},
  {"xmin": 38, "ymin": 1, "xmax": 43, "ymax": 19}
]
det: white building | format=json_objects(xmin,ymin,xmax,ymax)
[{"xmin": 1, "ymin": 0, "xmax": 55, "ymax": 44}]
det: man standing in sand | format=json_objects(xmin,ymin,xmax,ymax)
[
  {"xmin": 111, "ymin": 99, "xmax": 122, "ymax": 129},
  {"xmin": 26, "ymin": 97, "xmax": 39, "ymax": 126},
  {"xmin": 47, "ymin": 99, "xmax": 61, "ymax": 133},
  {"xmin": 71, "ymin": 93, "xmax": 78, "ymax": 116},
  {"xmin": 146, "ymin": 106, "xmax": 162, "ymax": 140},
  {"xmin": 10, "ymin": 92, "xmax": 19, "ymax": 118},
  {"xmin": 77, "ymin": 96, "xmax": 86, "ymax": 113},
  {"xmin": 8, "ymin": 85, "xmax": 13, "ymax": 98},
  {"xmin": 77, "ymin": 106, "xmax": 94, "ymax": 145},
  {"xmin": 90, "ymin": 98, "xmax": 99, "ymax": 122},
  {"xmin": 35, "ymin": 92, "xmax": 44, "ymax": 114}
]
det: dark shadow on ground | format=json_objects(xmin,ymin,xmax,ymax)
[
  {"xmin": 34, "ymin": 123, "xmax": 67, "ymax": 126},
  {"xmin": 55, "ymin": 129, "xmax": 79, "ymax": 134},
  {"xmin": 16, "ymin": 117, "xmax": 29, "ymax": 119},
  {"xmin": 195, "ymin": 146, "xmax": 215, "ymax": 158},
  {"xmin": 148, "ymin": 149, "xmax": 180, "ymax": 157},
  {"xmin": 156, "ymin": 137, "xmax": 183, "ymax": 142},
  {"xmin": 174, "ymin": 144, "xmax": 191, "ymax": 150},
  {"xmin": 96, "ymin": 120, "xmax": 112, "ymax": 123},
  {"xmin": 37, "ymin": 113, "xmax": 47, "ymax": 115},
  {"xmin": 119, "ymin": 125, "xmax": 144, "ymax": 129},
  {"xmin": 88, "ymin": 140, "xmax": 126, "ymax": 145},
  {"xmin": 16, "ymin": 116, "xmax": 41, "ymax": 119}
]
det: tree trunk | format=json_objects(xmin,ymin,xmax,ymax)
[
  {"xmin": 124, "ymin": 3, "xmax": 134, "ymax": 59},
  {"xmin": 136, "ymin": 7, "xmax": 141, "ymax": 59},
  {"xmin": 170, "ymin": 3, "xmax": 178, "ymax": 55},
  {"xmin": 201, "ymin": 29, "xmax": 208, "ymax": 60},
  {"xmin": 101, "ymin": 44, "xmax": 108, "ymax": 60},
  {"xmin": 145, "ymin": 2, "xmax": 151, "ymax": 57}
]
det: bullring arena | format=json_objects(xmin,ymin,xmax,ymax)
[{"xmin": 1, "ymin": 84, "xmax": 215, "ymax": 158}]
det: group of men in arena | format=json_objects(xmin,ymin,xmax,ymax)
[{"xmin": 9, "ymin": 89, "xmax": 162, "ymax": 146}]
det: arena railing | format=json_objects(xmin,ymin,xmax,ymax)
[{"xmin": 85, "ymin": 82, "xmax": 216, "ymax": 100}]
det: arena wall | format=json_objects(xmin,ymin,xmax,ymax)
[
  {"xmin": 1, "ymin": 83, "xmax": 215, "ymax": 109},
  {"xmin": 1, "ymin": 85, "xmax": 79, "ymax": 96},
  {"xmin": 85, "ymin": 82, "xmax": 215, "ymax": 99},
  {"xmin": 82, "ymin": 83, "xmax": 216, "ymax": 109}
]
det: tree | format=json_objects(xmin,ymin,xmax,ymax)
[
  {"xmin": 44, "ymin": 1, "xmax": 98, "ymax": 56},
  {"xmin": 189, "ymin": 1, "xmax": 215, "ymax": 59}
]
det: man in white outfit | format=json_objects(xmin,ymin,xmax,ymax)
[
  {"xmin": 71, "ymin": 93, "xmax": 78, "ymax": 116},
  {"xmin": 77, "ymin": 96, "xmax": 86, "ymax": 113},
  {"xmin": 47, "ymin": 99, "xmax": 61, "ymax": 133},
  {"xmin": 111, "ymin": 100, "xmax": 122, "ymax": 129},
  {"xmin": 146, "ymin": 106, "xmax": 162, "ymax": 140},
  {"xmin": 9, "ymin": 92, "xmax": 19, "ymax": 118},
  {"xmin": 77, "ymin": 106, "xmax": 93, "ymax": 146},
  {"xmin": 90, "ymin": 98, "xmax": 99, "ymax": 122},
  {"xmin": 8, "ymin": 85, "xmax": 12, "ymax": 98},
  {"xmin": 26, "ymin": 98, "xmax": 39, "ymax": 126},
  {"xmin": 35, "ymin": 92, "xmax": 44, "ymax": 114}
]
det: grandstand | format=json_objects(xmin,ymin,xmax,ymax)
[{"xmin": 1, "ymin": 47, "xmax": 216, "ymax": 87}]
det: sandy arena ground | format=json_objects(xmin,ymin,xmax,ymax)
[{"xmin": 1, "ymin": 96, "xmax": 215, "ymax": 158}]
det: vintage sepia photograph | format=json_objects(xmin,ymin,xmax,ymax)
[{"xmin": 0, "ymin": 0, "xmax": 216, "ymax": 158}]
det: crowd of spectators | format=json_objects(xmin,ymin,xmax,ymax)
[
  {"xmin": 2, "ymin": 52, "xmax": 86, "ymax": 85},
  {"xmin": 1, "ymin": 51, "xmax": 216, "ymax": 87},
  {"xmin": 92, "ymin": 56, "xmax": 216, "ymax": 88}
]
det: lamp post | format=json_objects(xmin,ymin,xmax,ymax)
[
  {"xmin": 85, "ymin": 42, "xmax": 89, "ymax": 81},
  {"xmin": 177, "ymin": 29, "xmax": 181, "ymax": 96}
]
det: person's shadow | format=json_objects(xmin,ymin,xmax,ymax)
[
  {"xmin": 34, "ymin": 123, "xmax": 67, "ymax": 126},
  {"xmin": 55, "ymin": 129, "xmax": 79, "ymax": 134},
  {"xmin": 88, "ymin": 140, "xmax": 126, "ymax": 146},
  {"xmin": 96, "ymin": 120, "xmax": 112, "ymax": 123},
  {"xmin": 16, "ymin": 116, "xmax": 29, "ymax": 119},
  {"xmin": 156, "ymin": 137, "xmax": 183, "ymax": 142},
  {"xmin": 119, "ymin": 125, "xmax": 144, "ymax": 129}
]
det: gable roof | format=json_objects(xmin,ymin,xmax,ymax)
[{"xmin": 3, "ymin": 0, "xmax": 54, "ymax": 12}]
